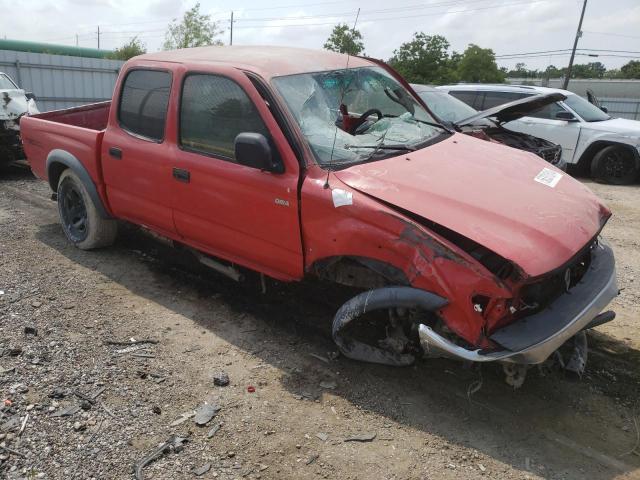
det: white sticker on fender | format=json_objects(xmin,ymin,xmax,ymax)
[
  {"xmin": 332, "ymin": 188, "xmax": 353, "ymax": 207},
  {"xmin": 534, "ymin": 167, "xmax": 562, "ymax": 188}
]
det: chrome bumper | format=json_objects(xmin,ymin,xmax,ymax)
[{"xmin": 419, "ymin": 241, "xmax": 618, "ymax": 365}]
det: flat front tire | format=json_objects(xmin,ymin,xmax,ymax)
[
  {"xmin": 57, "ymin": 169, "xmax": 117, "ymax": 249},
  {"xmin": 591, "ymin": 145, "xmax": 639, "ymax": 185}
]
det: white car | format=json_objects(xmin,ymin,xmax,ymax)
[
  {"xmin": 0, "ymin": 71, "xmax": 39, "ymax": 165},
  {"xmin": 437, "ymin": 84, "xmax": 640, "ymax": 184}
]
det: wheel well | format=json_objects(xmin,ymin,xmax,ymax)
[
  {"xmin": 576, "ymin": 141, "xmax": 640, "ymax": 173},
  {"xmin": 310, "ymin": 256, "xmax": 410, "ymax": 289},
  {"xmin": 48, "ymin": 161, "xmax": 68, "ymax": 192}
]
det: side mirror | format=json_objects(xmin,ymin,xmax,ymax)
[
  {"xmin": 25, "ymin": 92, "xmax": 36, "ymax": 101},
  {"xmin": 555, "ymin": 111, "xmax": 577, "ymax": 121},
  {"xmin": 600, "ymin": 106, "xmax": 608, "ymax": 114},
  {"xmin": 234, "ymin": 133, "xmax": 283, "ymax": 173}
]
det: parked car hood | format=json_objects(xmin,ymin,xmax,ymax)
[
  {"xmin": 334, "ymin": 133, "xmax": 609, "ymax": 278},
  {"xmin": 581, "ymin": 117, "xmax": 640, "ymax": 137},
  {"xmin": 0, "ymin": 89, "xmax": 38, "ymax": 121},
  {"xmin": 456, "ymin": 93, "xmax": 567, "ymax": 127}
]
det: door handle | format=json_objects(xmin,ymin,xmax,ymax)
[
  {"xmin": 173, "ymin": 167, "xmax": 190, "ymax": 183},
  {"xmin": 108, "ymin": 146, "xmax": 122, "ymax": 159}
]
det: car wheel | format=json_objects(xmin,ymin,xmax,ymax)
[
  {"xmin": 590, "ymin": 145, "xmax": 639, "ymax": 185},
  {"xmin": 57, "ymin": 169, "xmax": 117, "ymax": 249}
]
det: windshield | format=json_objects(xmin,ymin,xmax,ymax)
[
  {"xmin": 0, "ymin": 74, "xmax": 17, "ymax": 90},
  {"xmin": 564, "ymin": 94, "xmax": 610, "ymax": 122},
  {"xmin": 272, "ymin": 66, "xmax": 445, "ymax": 167},
  {"xmin": 417, "ymin": 90, "xmax": 478, "ymax": 123}
]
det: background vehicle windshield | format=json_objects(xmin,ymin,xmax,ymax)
[
  {"xmin": 273, "ymin": 66, "xmax": 443, "ymax": 167},
  {"xmin": 564, "ymin": 94, "xmax": 610, "ymax": 122},
  {"xmin": 417, "ymin": 90, "xmax": 478, "ymax": 123},
  {"xmin": 0, "ymin": 74, "xmax": 17, "ymax": 90}
]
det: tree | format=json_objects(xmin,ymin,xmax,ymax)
[
  {"xmin": 570, "ymin": 62, "xmax": 606, "ymax": 79},
  {"xmin": 456, "ymin": 44, "xmax": 505, "ymax": 83},
  {"xmin": 388, "ymin": 33, "xmax": 457, "ymax": 84},
  {"xmin": 108, "ymin": 37, "xmax": 146, "ymax": 60},
  {"xmin": 620, "ymin": 60, "xmax": 640, "ymax": 79},
  {"xmin": 163, "ymin": 3, "xmax": 224, "ymax": 50},
  {"xmin": 323, "ymin": 23, "xmax": 365, "ymax": 56}
]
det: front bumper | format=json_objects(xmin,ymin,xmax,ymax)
[{"xmin": 419, "ymin": 241, "xmax": 618, "ymax": 365}]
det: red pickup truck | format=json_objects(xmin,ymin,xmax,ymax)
[{"xmin": 22, "ymin": 46, "xmax": 618, "ymax": 382}]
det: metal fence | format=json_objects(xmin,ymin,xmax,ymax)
[
  {"xmin": 0, "ymin": 49, "xmax": 124, "ymax": 112},
  {"xmin": 506, "ymin": 78, "xmax": 640, "ymax": 120}
]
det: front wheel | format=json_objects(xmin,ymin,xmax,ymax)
[
  {"xmin": 590, "ymin": 145, "xmax": 639, "ymax": 185},
  {"xmin": 57, "ymin": 169, "xmax": 117, "ymax": 249}
]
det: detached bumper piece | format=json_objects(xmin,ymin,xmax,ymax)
[
  {"xmin": 332, "ymin": 286, "xmax": 448, "ymax": 367},
  {"xmin": 419, "ymin": 241, "xmax": 618, "ymax": 365}
]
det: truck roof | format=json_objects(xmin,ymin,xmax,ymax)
[{"xmin": 138, "ymin": 45, "xmax": 373, "ymax": 79}]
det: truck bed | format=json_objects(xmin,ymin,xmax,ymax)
[{"xmin": 21, "ymin": 102, "xmax": 111, "ymax": 185}]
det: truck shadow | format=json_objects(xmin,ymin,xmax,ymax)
[{"xmin": 36, "ymin": 222, "xmax": 640, "ymax": 480}]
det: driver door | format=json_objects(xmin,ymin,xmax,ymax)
[{"xmin": 170, "ymin": 64, "xmax": 304, "ymax": 281}]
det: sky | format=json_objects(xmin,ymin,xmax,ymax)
[{"xmin": 3, "ymin": 0, "xmax": 640, "ymax": 71}]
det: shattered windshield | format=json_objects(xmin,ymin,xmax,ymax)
[
  {"xmin": 272, "ymin": 66, "xmax": 446, "ymax": 167},
  {"xmin": 0, "ymin": 74, "xmax": 18, "ymax": 90}
]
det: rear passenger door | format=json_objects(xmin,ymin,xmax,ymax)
[
  {"xmin": 171, "ymin": 65, "xmax": 304, "ymax": 281},
  {"xmin": 102, "ymin": 67, "xmax": 177, "ymax": 236}
]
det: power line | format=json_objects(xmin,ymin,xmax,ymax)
[
  {"xmin": 233, "ymin": 0, "xmax": 557, "ymax": 28},
  {"xmin": 234, "ymin": 0, "xmax": 493, "ymax": 22},
  {"xmin": 583, "ymin": 30, "xmax": 640, "ymax": 40},
  {"xmin": 496, "ymin": 48, "xmax": 640, "ymax": 58}
]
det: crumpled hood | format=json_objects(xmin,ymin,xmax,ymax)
[
  {"xmin": 334, "ymin": 133, "xmax": 610, "ymax": 278},
  {"xmin": 0, "ymin": 89, "xmax": 38, "ymax": 121},
  {"xmin": 581, "ymin": 117, "xmax": 640, "ymax": 138}
]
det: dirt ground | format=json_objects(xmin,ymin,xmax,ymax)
[{"xmin": 1, "ymin": 164, "xmax": 639, "ymax": 480}]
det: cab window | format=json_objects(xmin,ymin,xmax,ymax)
[
  {"xmin": 526, "ymin": 102, "xmax": 566, "ymax": 120},
  {"xmin": 180, "ymin": 74, "xmax": 270, "ymax": 164},
  {"xmin": 118, "ymin": 69, "xmax": 171, "ymax": 141}
]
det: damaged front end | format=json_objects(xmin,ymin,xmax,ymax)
[
  {"xmin": 1, "ymin": 89, "xmax": 39, "ymax": 163},
  {"xmin": 418, "ymin": 238, "xmax": 617, "ymax": 366},
  {"xmin": 332, "ymin": 233, "xmax": 618, "ymax": 383}
]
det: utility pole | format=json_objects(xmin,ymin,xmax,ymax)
[
  {"xmin": 75, "ymin": 34, "xmax": 78, "ymax": 47},
  {"xmin": 97, "ymin": 26, "xmax": 100, "ymax": 49},
  {"xmin": 563, "ymin": 0, "xmax": 587, "ymax": 90},
  {"xmin": 230, "ymin": 11, "xmax": 234, "ymax": 46}
]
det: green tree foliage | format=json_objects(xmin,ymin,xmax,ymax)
[
  {"xmin": 620, "ymin": 60, "xmax": 640, "ymax": 79},
  {"xmin": 388, "ymin": 33, "xmax": 458, "ymax": 84},
  {"xmin": 163, "ymin": 3, "xmax": 224, "ymax": 50},
  {"xmin": 456, "ymin": 44, "xmax": 505, "ymax": 83},
  {"xmin": 569, "ymin": 62, "xmax": 606, "ymax": 79},
  {"xmin": 323, "ymin": 23, "xmax": 365, "ymax": 56},
  {"xmin": 108, "ymin": 37, "xmax": 146, "ymax": 60}
]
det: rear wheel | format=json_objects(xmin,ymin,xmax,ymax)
[
  {"xmin": 57, "ymin": 169, "xmax": 117, "ymax": 249},
  {"xmin": 591, "ymin": 145, "xmax": 638, "ymax": 185}
]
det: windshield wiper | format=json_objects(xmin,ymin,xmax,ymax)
[{"xmin": 344, "ymin": 143, "xmax": 416, "ymax": 151}]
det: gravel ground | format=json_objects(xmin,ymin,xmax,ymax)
[{"xmin": 1, "ymin": 164, "xmax": 639, "ymax": 480}]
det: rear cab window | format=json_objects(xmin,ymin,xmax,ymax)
[{"xmin": 118, "ymin": 69, "xmax": 172, "ymax": 141}]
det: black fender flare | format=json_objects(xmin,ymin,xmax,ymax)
[
  {"xmin": 332, "ymin": 286, "xmax": 448, "ymax": 366},
  {"xmin": 46, "ymin": 149, "xmax": 112, "ymax": 219}
]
